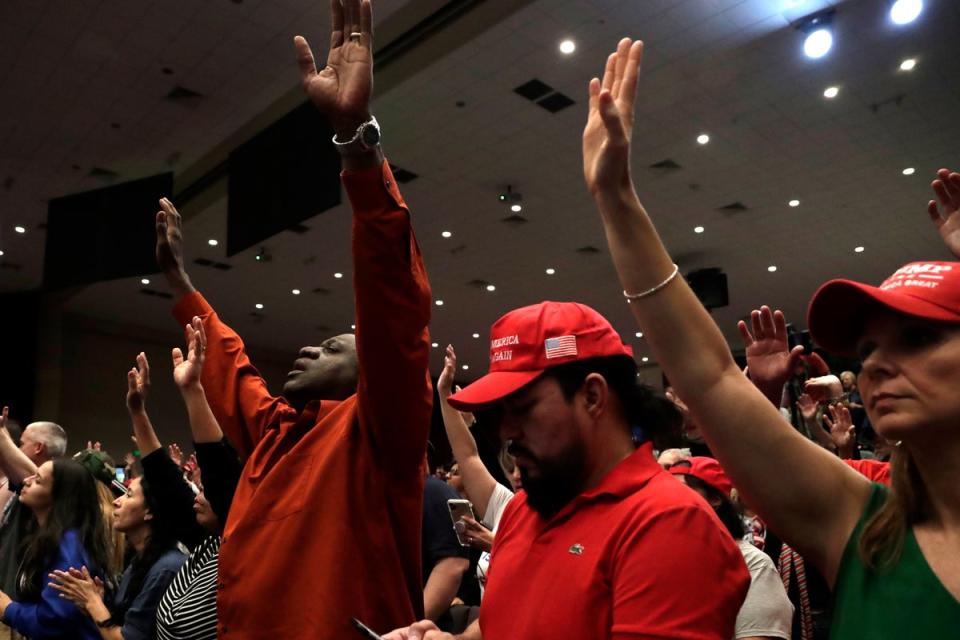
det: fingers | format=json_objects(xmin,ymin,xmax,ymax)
[
  {"xmin": 127, "ymin": 368, "xmax": 138, "ymax": 394},
  {"xmin": 736, "ymin": 320, "xmax": 754, "ymax": 347},
  {"xmin": 750, "ymin": 309, "xmax": 763, "ymax": 340},
  {"xmin": 785, "ymin": 345, "xmax": 805, "ymax": 373},
  {"xmin": 610, "ymin": 38, "xmax": 632, "ymax": 99},
  {"xmin": 772, "ymin": 309, "xmax": 788, "ymax": 341},
  {"xmin": 588, "ymin": 77, "xmax": 601, "ymax": 114},
  {"xmin": 406, "ymin": 620, "xmax": 440, "ymax": 640},
  {"xmin": 343, "ymin": 0, "xmax": 361, "ymax": 35},
  {"xmin": 758, "ymin": 306, "xmax": 776, "ymax": 340},
  {"xmin": 171, "ymin": 347, "xmax": 184, "ymax": 368},
  {"xmin": 928, "ymin": 200, "xmax": 945, "ymax": 227},
  {"xmin": 294, "ymin": 36, "xmax": 319, "ymax": 87},
  {"xmin": 137, "ymin": 352, "xmax": 151, "ymax": 387},
  {"xmin": 600, "ymin": 52, "xmax": 617, "ymax": 93},
  {"xmin": 330, "ymin": 0, "xmax": 345, "ymax": 47},
  {"xmin": 1, "ymin": 406, "xmax": 7, "ymax": 428},
  {"xmin": 617, "ymin": 40, "xmax": 644, "ymax": 107},
  {"xmin": 193, "ymin": 317, "xmax": 207, "ymax": 352},
  {"xmin": 359, "ymin": 0, "xmax": 373, "ymax": 46}
]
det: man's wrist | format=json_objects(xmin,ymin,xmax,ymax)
[{"xmin": 164, "ymin": 270, "xmax": 196, "ymax": 297}]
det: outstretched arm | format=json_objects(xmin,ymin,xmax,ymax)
[
  {"xmin": 437, "ymin": 345, "xmax": 499, "ymax": 520},
  {"xmin": 158, "ymin": 197, "xmax": 288, "ymax": 460},
  {"xmin": 296, "ymin": 0, "xmax": 432, "ymax": 475},
  {"xmin": 583, "ymin": 38, "xmax": 869, "ymax": 582}
]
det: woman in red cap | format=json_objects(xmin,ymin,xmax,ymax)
[{"xmin": 583, "ymin": 36, "xmax": 960, "ymax": 637}]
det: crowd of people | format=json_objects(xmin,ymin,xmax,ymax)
[{"xmin": 1, "ymin": 0, "xmax": 958, "ymax": 637}]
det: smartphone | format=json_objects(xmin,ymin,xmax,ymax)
[
  {"xmin": 447, "ymin": 498, "xmax": 476, "ymax": 547},
  {"xmin": 351, "ymin": 617, "xmax": 384, "ymax": 640},
  {"xmin": 115, "ymin": 468, "xmax": 126, "ymax": 483}
]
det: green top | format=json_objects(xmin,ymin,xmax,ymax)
[{"xmin": 830, "ymin": 483, "xmax": 960, "ymax": 638}]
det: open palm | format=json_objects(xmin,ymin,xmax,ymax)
[
  {"xmin": 294, "ymin": 0, "xmax": 373, "ymax": 135},
  {"xmin": 738, "ymin": 306, "xmax": 803, "ymax": 402},
  {"xmin": 929, "ymin": 168, "xmax": 960, "ymax": 259},
  {"xmin": 583, "ymin": 39, "xmax": 643, "ymax": 198},
  {"xmin": 173, "ymin": 317, "xmax": 206, "ymax": 390}
]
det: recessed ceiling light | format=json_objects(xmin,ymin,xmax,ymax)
[
  {"xmin": 890, "ymin": 0, "xmax": 923, "ymax": 25},
  {"xmin": 511, "ymin": 204, "xmax": 523, "ymax": 213},
  {"xmin": 694, "ymin": 226, "xmax": 704, "ymax": 234},
  {"xmin": 823, "ymin": 86, "xmax": 839, "ymax": 98},
  {"xmin": 902, "ymin": 167, "xmax": 915, "ymax": 175},
  {"xmin": 803, "ymin": 28, "xmax": 833, "ymax": 59},
  {"xmin": 462, "ymin": 364, "xmax": 470, "ymax": 370},
  {"xmin": 292, "ymin": 288, "xmax": 301, "ymax": 295},
  {"xmin": 789, "ymin": 199, "xmax": 800, "ymax": 207},
  {"xmin": 431, "ymin": 342, "xmax": 439, "ymax": 348},
  {"xmin": 635, "ymin": 332, "xmax": 644, "ymax": 338},
  {"xmin": 255, "ymin": 303, "xmax": 264, "ymax": 309},
  {"xmin": 441, "ymin": 231, "xmax": 452, "ymax": 238},
  {"xmin": 14, "ymin": 226, "xmax": 25, "ymax": 234},
  {"xmin": 641, "ymin": 357, "xmax": 650, "ymax": 363},
  {"xmin": 141, "ymin": 278, "xmax": 150, "ymax": 285},
  {"xmin": 486, "ymin": 284, "xmax": 496, "ymax": 292},
  {"xmin": 472, "ymin": 333, "xmax": 480, "ymax": 339},
  {"xmin": 854, "ymin": 246, "xmax": 865, "ymax": 253},
  {"xmin": 697, "ymin": 133, "xmax": 710, "ymax": 145},
  {"xmin": 0, "ymin": 250, "xmax": 4, "ymax": 256},
  {"xmin": 351, "ymin": 324, "xmax": 356, "ymax": 330},
  {"xmin": 208, "ymin": 239, "xmax": 219, "ymax": 246},
  {"xmin": 545, "ymin": 268, "xmax": 555, "ymax": 275},
  {"xmin": 559, "ymin": 39, "xmax": 576, "ymax": 55},
  {"xmin": 900, "ymin": 58, "xmax": 916, "ymax": 71},
  {"xmin": 768, "ymin": 265, "xmax": 778, "ymax": 272},
  {"xmin": 334, "ymin": 272, "xmax": 343, "ymax": 279},
  {"xmin": 435, "ymin": 300, "xmax": 444, "ymax": 306}
]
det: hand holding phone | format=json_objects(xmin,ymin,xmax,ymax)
[{"xmin": 447, "ymin": 498, "xmax": 476, "ymax": 547}]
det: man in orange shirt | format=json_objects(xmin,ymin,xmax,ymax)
[{"xmin": 155, "ymin": 1, "xmax": 433, "ymax": 637}]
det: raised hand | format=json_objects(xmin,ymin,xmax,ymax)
[
  {"xmin": 126, "ymin": 353, "xmax": 151, "ymax": 415},
  {"xmin": 172, "ymin": 316, "xmax": 206, "ymax": 391},
  {"xmin": 168, "ymin": 443, "xmax": 184, "ymax": 468},
  {"xmin": 928, "ymin": 168, "xmax": 960, "ymax": 259},
  {"xmin": 583, "ymin": 38, "xmax": 644, "ymax": 198},
  {"xmin": 437, "ymin": 344, "xmax": 457, "ymax": 398},
  {"xmin": 737, "ymin": 306, "xmax": 804, "ymax": 405},
  {"xmin": 804, "ymin": 375, "xmax": 843, "ymax": 404},
  {"xmin": 823, "ymin": 403, "xmax": 855, "ymax": 458},
  {"xmin": 155, "ymin": 198, "xmax": 194, "ymax": 297},
  {"xmin": 796, "ymin": 394, "xmax": 818, "ymax": 422},
  {"xmin": 294, "ymin": 0, "xmax": 373, "ymax": 137}
]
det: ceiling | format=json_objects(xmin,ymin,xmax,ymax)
[{"xmin": 2, "ymin": 0, "xmax": 959, "ymax": 381}]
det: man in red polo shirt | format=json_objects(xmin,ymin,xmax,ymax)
[
  {"xmin": 155, "ymin": 1, "xmax": 433, "ymax": 637},
  {"xmin": 387, "ymin": 302, "xmax": 749, "ymax": 640}
]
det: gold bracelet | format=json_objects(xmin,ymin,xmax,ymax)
[{"xmin": 623, "ymin": 264, "xmax": 680, "ymax": 302}]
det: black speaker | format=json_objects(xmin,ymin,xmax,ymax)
[{"xmin": 686, "ymin": 268, "xmax": 729, "ymax": 310}]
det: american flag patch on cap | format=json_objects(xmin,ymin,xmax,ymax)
[{"xmin": 544, "ymin": 335, "xmax": 577, "ymax": 359}]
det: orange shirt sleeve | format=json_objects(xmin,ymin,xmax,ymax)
[
  {"xmin": 173, "ymin": 292, "xmax": 290, "ymax": 460},
  {"xmin": 343, "ymin": 160, "xmax": 433, "ymax": 478}
]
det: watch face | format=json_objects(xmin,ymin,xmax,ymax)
[{"xmin": 360, "ymin": 123, "xmax": 381, "ymax": 147}]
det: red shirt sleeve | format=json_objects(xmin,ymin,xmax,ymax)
[
  {"xmin": 343, "ymin": 160, "xmax": 433, "ymax": 478},
  {"xmin": 173, "ymin": 292, "xmax": 290, "ymax": 460},
  {"xmin": 610, "ymin": 505, "xmax": 751, "ymax": 640},
  {"xmin": 844, "ymin": 459, "xmax": 891, "ymax": 485}
]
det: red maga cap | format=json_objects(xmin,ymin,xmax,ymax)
[
  {"xmin": 447, "ymin": 301, "xmax": 634, "ymax": 411},
  {"xmin": 669, "ymin": 457, "xmax": 733, "ymax": 497},
  {"xmin": 807, "ymin": 261, "xmax": 960, "ymax": 356}
]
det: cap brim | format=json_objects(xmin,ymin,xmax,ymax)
[
  {"xmin": 807, "ymin": 279, "xmax": 960, "ymax": 356},
  {"xmin": 447, "ymin": 369, "xmax": 546, "ymax": 411}
]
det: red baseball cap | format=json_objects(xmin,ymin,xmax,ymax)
[
  {"xmin": 807, "ymin": 261, "xmax": 960, "ymax": 356},
  {"xmin": 669, "ymin": 457, "xmax": 733, "ymax": 497},
  {"xmin": 446, "ymin": 301, "xmax": 634, "ymax": 411}
]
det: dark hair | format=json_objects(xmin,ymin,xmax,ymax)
[
  {"xmin": 543, "ymin": 355, "xmax": 684, "ymax": 450},
  {"xmin": 109, "ymin": 475, "xmax": 180, "ymax": 624},
  {"xmin": 682, "ymin": 475, "xmax": 745, "ymax": 539},
  {"xmin": 18, "ymin": 460, "xmax": 110, "ymax": 599}
]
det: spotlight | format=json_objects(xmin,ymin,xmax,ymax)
[
  {"xmin": 899, "ymin": 58, "xmax": 916, "ymax": 71},
  {"xmin": 14, "ymin": 226, "xmax": 25, "ymax": 234},
  {"xmin": 823, "ymin": 86, "xmax": 839, "ymax": 98},
  {"xmin": 890, "ymin": 0, "xmax": 923, "ymax": 25},
  {"xmin": 902, "ymin": 167, "xmax": 915, "ymax": 176},
  {"xmin": 697, "ymin": 134, "xmax": 710, "ymax": 145},
  {"xmin": 141, "ymin": 278, "xmax": 150, "ymax": 285},
  {"xmin": 559, "ymin": 39, "xmax": 576, "ymax": 55},
  {"xmin": 796, "ymin": 10, "xmax": 835, "ymax": 60}
]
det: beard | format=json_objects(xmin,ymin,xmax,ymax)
[{"xmin": 511, "ymin": 441, "xmax": 589, "ymax": 519}]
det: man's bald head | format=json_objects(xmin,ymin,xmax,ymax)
[{"xmin": 21, "ymin": 421, "xmax": 67, "ymax": 464}]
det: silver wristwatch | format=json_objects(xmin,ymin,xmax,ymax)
[{"xmin": 332, "ymin": 116, "xmax": 381, "ymax": 152}]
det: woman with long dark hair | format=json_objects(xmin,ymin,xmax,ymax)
[{"xmin": 0, "ymin": 458, "xmax": 110, "ymax": 639}]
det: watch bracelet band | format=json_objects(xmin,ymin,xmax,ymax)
[{"xmin": 331, "ymin": 115, "xmax": 379, "ymax": 148}]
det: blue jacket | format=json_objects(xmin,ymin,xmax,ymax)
[{"xmin": 3, "ymin": 529, "xmax": 101, "ymax": 639}]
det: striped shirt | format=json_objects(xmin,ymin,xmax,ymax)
[{"xmin": 156, "ymin": 535, "xmax": 220, "ymax": 640}]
